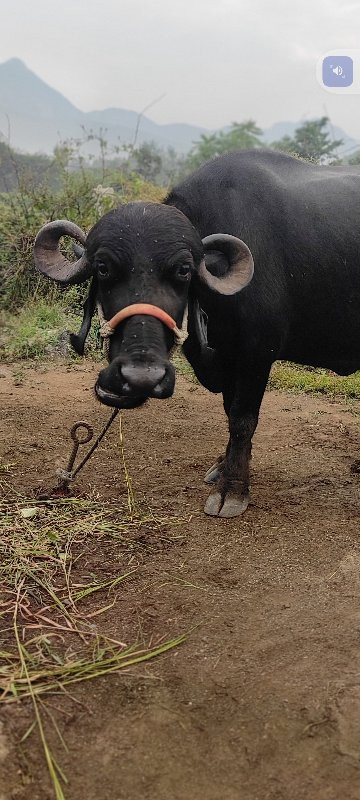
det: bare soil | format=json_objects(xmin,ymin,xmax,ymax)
[{"xmin": 1, "ymin": 362, "xmax": 360, "ymax": 800}]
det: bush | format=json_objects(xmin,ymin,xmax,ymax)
[{"xmin": 0, "ymin": 145, "xmax": 164, "ymax": 312}]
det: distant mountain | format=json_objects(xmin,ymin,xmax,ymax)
[
  {"xmin": 0, "ymin": 58, "xmax": 359, "ymax": 158},
  {"xmin": 0, "ymin": 58, "xmax": 209, "ymax": 154}
]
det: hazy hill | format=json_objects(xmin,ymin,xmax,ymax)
[
  {"xmin": 0, "ymin": 58, "xmax": 359, "ymax": 157},
  {"xmin": 0, "ymin": 58, "xmax": 209, "ymax": 154}
]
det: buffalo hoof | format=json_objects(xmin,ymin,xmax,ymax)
[{"xmin": 204, "ymin": 490, "xmax": 249, "ymax": 518}]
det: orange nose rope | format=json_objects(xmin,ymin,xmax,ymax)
[{"xmin": 97, "ymin": 302, "xmax": 183, "ymax": 357}]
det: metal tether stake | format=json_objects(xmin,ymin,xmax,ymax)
[{"xmin": 57, "ymin": 409, "xmax": 119, "ymax": 490}]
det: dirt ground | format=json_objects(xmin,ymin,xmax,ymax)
[{"xmin": 1, "ymin": 361, "xmax": 360, "ymax": 800}]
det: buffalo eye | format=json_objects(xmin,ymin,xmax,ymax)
[
  {"xmin": 174, "ymin": 264, "xmax": 191, "ymax": 281},
  {"xmin": 97, "ymin": 261, "xmax": 110, "ymax": 278}
]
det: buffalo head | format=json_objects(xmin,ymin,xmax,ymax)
[{"xmin": 34, "ymin": 203, "xmax": 254, "ymax": 408}]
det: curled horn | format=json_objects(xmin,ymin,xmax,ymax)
[
  {"xmin": 199, "ymin": 233, "xmax": 254, "ymax": 296},
  {"xmin": 34, "ymin": 220, "xmax": 93, "ymax": 285}
]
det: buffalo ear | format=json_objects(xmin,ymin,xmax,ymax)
[
  {"xmin": 182, "ymin": 290, "xmax": 224, "ymax": 393},
  {"xmin": 69, "ymin": 279, "xmax": 98, "ymax": 356},
  {"xmin": 185, "ymin": 291, "xmax": 209, "ymax": 350},
  {"xmin": 199, "ymin": 234, "xmax": 254, "ymax": 295}
]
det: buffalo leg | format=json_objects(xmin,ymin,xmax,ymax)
[{"xmin": 204, "ymin": 364, "xmax": 271, "ymax": 517}]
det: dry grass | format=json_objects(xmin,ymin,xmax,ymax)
[{"xmin": 0, "ymin": 461, "xmax": 187, "ymax": 798}]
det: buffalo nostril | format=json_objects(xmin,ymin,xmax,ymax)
[{"xmin": 120, "ymin": 364, "xmax": 166, "ymax": 391}]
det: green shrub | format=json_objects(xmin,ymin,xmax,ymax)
[{"xmin": 0, "ymin": 146, "xmax": 164, "ymax": 312}]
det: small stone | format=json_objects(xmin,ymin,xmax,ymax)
[{"xmin": 19, "ymin": 507, "xmax": 39, "ymax": 519}]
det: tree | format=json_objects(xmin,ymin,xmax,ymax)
[
  {"xmin": 129, "ymin": 142, "xmax": 162, "ymax": 184},
  {"xmin": 347, "ymin": 150, "xmax": 360, "ymax": 165},
  {"xmin": 121, "ymin": 141, "xmax": 185, "ymax": 185},
  {"xmin": 271, "ymin": 117, "xmax": 343, "ymax": 164},
  {"xmin": 159, "ymin": 146, "xmax": 186, "ymax": 186},
  {"xmin": 184, "ymin": 120, "xmax": 263, "ymax": 173},
  {"xmin": 0, "ymin": 141, "xmax": 60, "ymax": 192}
]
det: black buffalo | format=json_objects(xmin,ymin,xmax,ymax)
[{"xmin": 34, "ymin": 150, "xmax": 360, "ymax": 517}]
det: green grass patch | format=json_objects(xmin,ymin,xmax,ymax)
[
  {"xmin": 172, "ymin": 352, "xmax": 198, "ymax": 382},
  {"xmin": 0, "ymin": 300, "xmax": 78, "ymax": 360},
  {"xmin": 0, "ymin": 299, "xmax": 103, "ymax": 361},
  {"xmin": 173, "ymin": 353, "xmax": 360, "ymax": 401},
  {"xmin": 269, "ymin": 362, "xmax": 360, "ymax": 400}
]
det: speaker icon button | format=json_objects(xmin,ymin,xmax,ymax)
[{"xmin": 322, "ymin": 56, "xmax": 353, "ymax": 87}]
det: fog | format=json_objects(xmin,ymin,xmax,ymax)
[{"xmin": 1, "ymin": 0, "xmax": 360, "ymax": 136}]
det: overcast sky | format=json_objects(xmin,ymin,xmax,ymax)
[{"xmin": 2, "ymin": 0, "xmax": 360, "ymax": 138}]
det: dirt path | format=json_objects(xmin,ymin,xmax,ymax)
[{"xmin": 1, "ymin": 362, "xmax": 360, "ymax": 800}]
